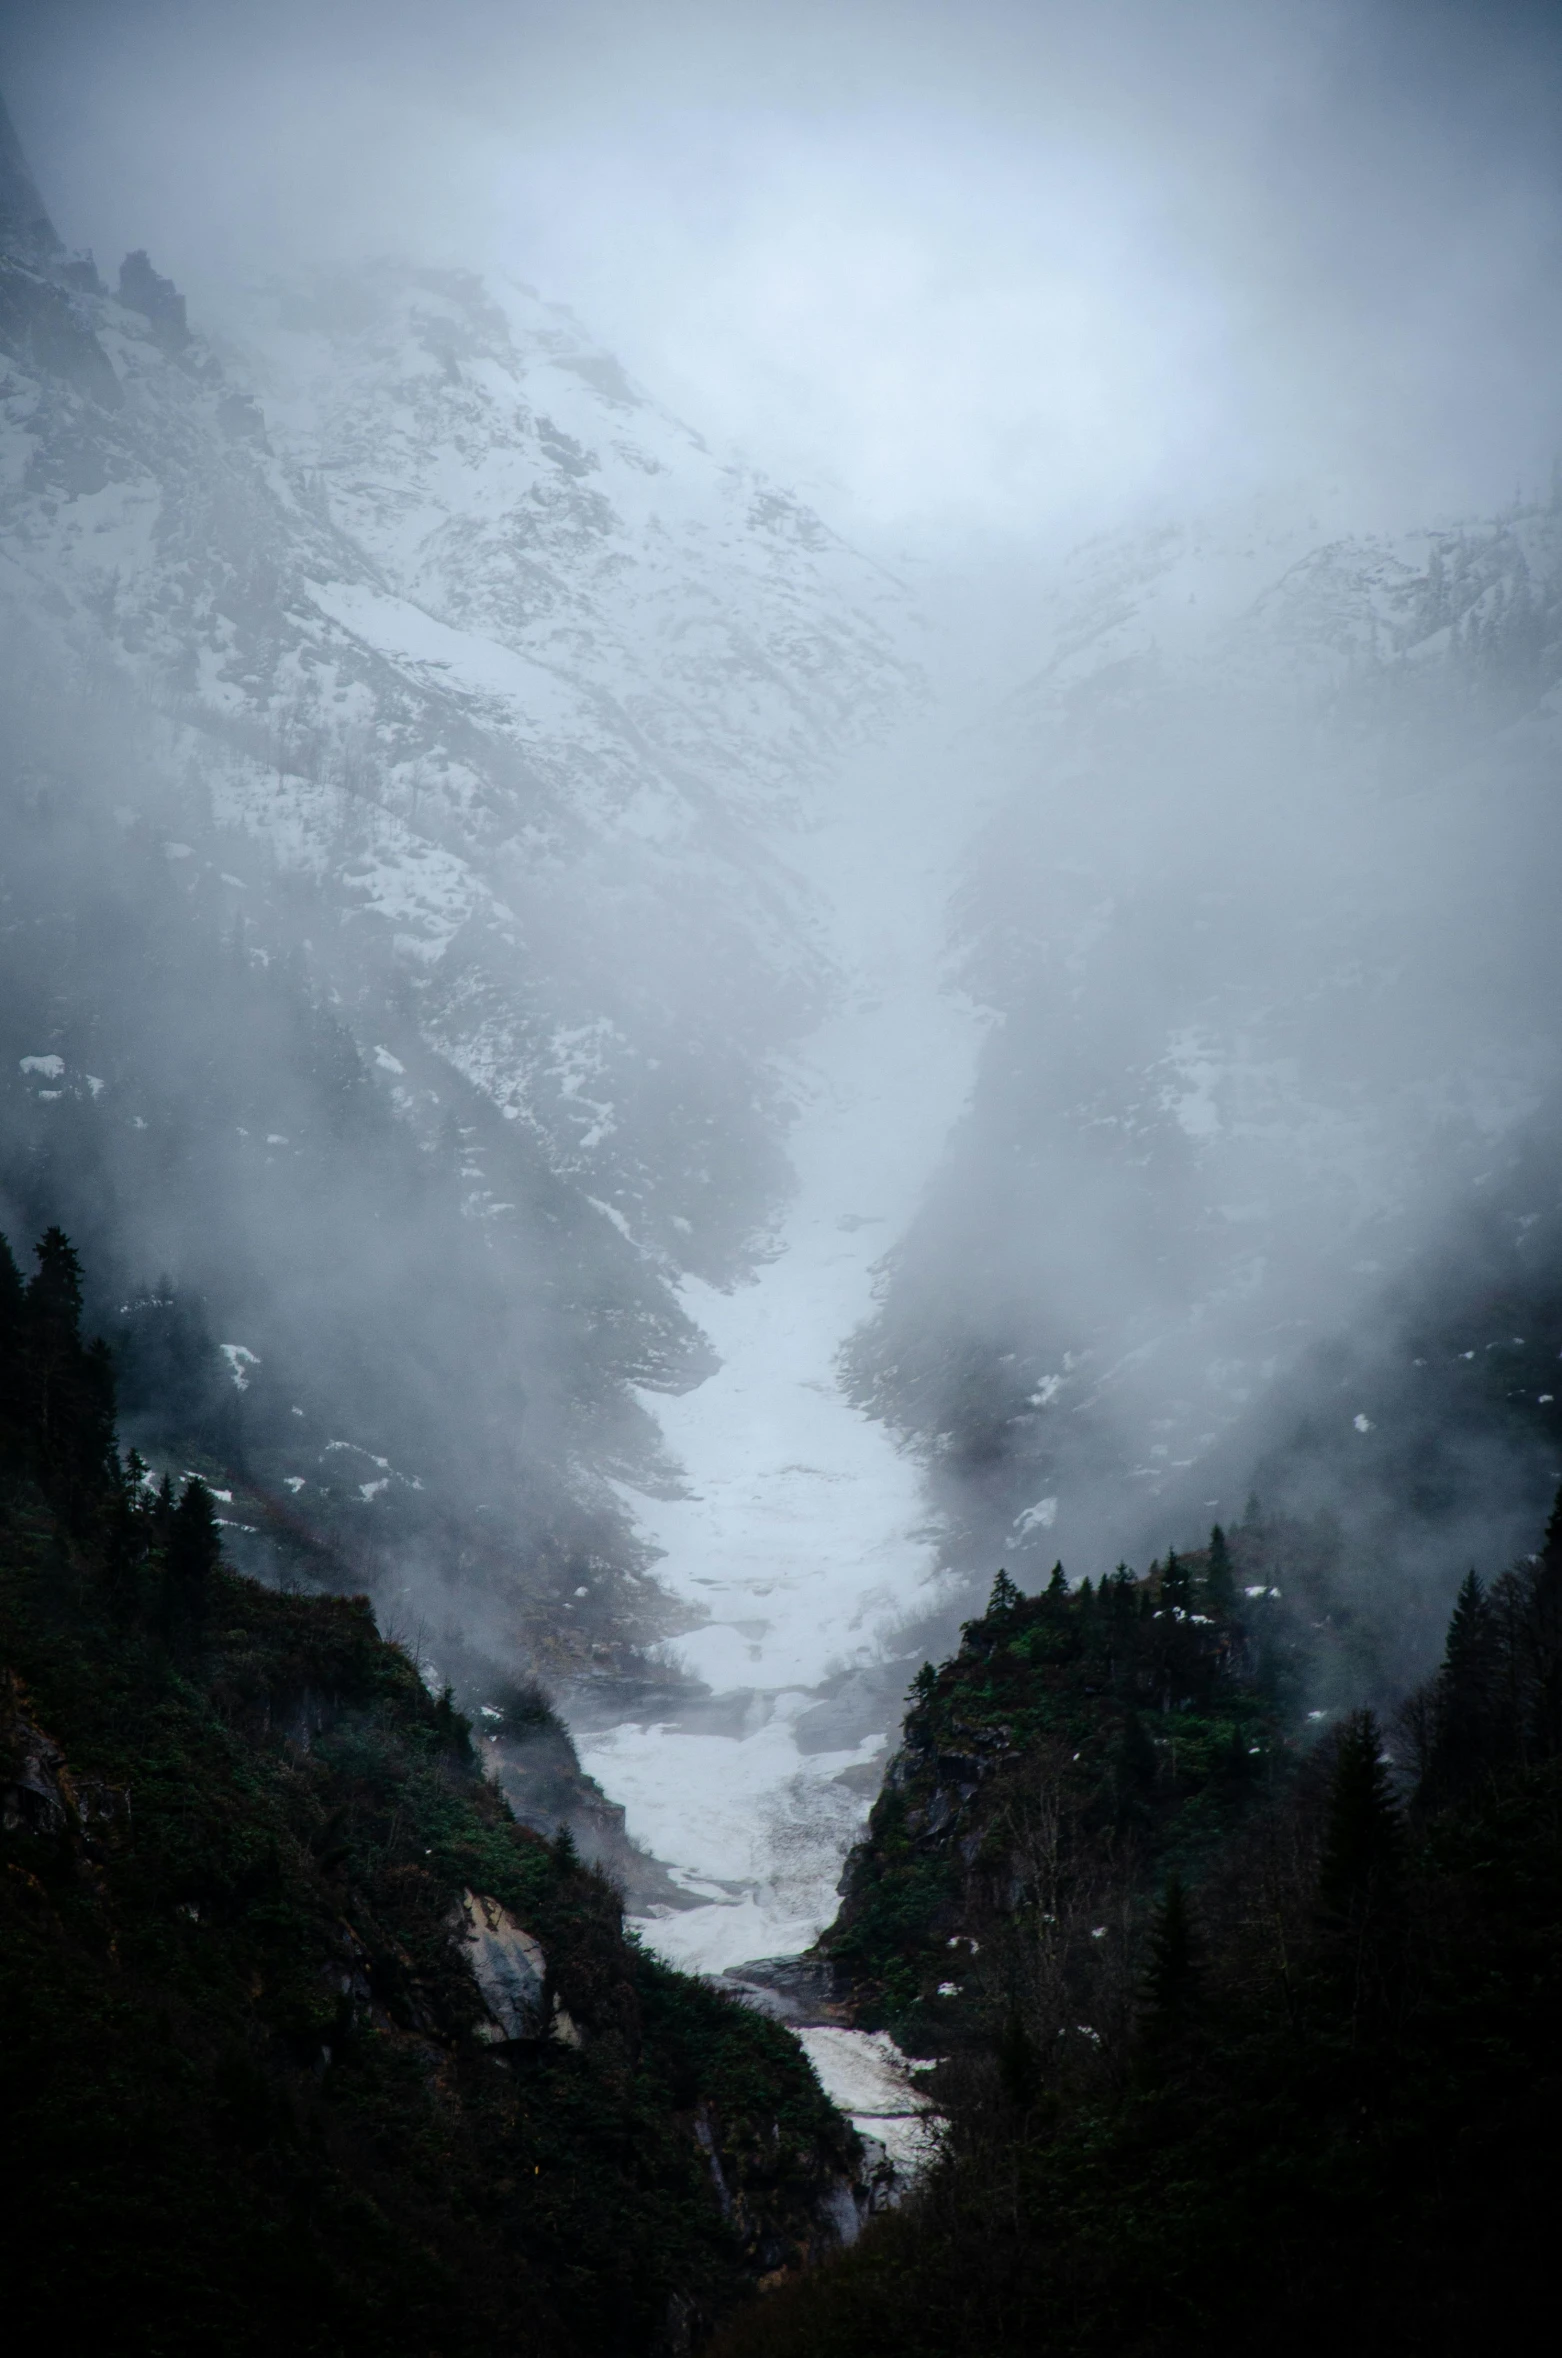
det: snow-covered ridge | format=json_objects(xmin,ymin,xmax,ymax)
[
  {"xmin": 0, "ymin": 201, "xmax": 921, "ymax": 1279},
  {"xmin": 228, "ymin": 264, "xmax": 916, "ymax": 826}
]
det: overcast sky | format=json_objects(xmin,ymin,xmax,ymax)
[{"xmin": 2, "ymin": 0, "xmax": 1559, "ymax": 545}]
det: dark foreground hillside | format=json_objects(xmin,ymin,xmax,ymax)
[
  {"xmin": 0, "ymin": 1229, "xmax": 860, "ymax": 2356},
  {"xmin": 715, "ymin": 1535, "xmax": 1562, "ymax": 2356}
]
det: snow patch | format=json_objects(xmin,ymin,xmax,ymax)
[
  {"xmin": 218, "ymin": 1343, "xmax": 260, "ymax": 1392},
  {"xmin": 1015, "ymin": 1495, "xmax": 1058, "ymax": 1533}
]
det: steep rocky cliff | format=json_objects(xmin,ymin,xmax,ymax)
[
  {"xmin": 819, "ymin": 1533, "xmax": 1288, "ymax": 2055},
  {"xmin": 715, "ymin": 1520, "xmax": 1562, "ymax": 2356}
]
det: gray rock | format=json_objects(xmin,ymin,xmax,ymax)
[{"xmin": 449, "ymin": 1887, "xmax": 582, "ymax": 2046}]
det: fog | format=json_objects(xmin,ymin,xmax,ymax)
[
  {"xmin": 6, "ymin": 0, "xmax": 1561, "ymax": 537},
  {"xmin": 2, "ymin": 0, "xmax": 1561, "ymax": 1970}
]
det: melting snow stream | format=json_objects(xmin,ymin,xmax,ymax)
[{"xmin": 568, "ymin": 723, "xmax": 989, "ymax": 2160}]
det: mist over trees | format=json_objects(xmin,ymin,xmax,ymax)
[
  {"xmin": 4, "ymin": 5, "xmax": 1562, "ymax": 2344},
  {"xmin": 848, "ymin": 500, "xmax": 1562, "ymax": 1688}
]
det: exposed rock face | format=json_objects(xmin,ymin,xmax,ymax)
[
  {"xmin": 448, "ymin": 1887, "xmax": 580, "ymax": 2045},
  {"xmin": 485, "ymin": 1714, "xmax": 690, "ymax": 1912},
  {"xmin": 0, "ymin": 1673, "xmax": 73, "ymax": 1836},
  {"xmin": 117, "ymin": 250, "xmax": 189, "ymax": 350},
  {"xmin": 0, "ymin": 91, "xmax": 62, "ymax": 263}
]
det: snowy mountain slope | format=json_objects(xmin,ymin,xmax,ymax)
[
  {"xmin": 0, "ymin": 97, "xmax": 922, "ymax": 1699},
  {"xmin": 850, "ymin": 494, "xmax": 1562, "ymax": 1657},
  {"xmin": 228, "ymin": 263, "xmax": 913, "ymax": 826},
  {"xmin": 0, "ymin": 131, "xmax": 918, "ymax": 1278}
]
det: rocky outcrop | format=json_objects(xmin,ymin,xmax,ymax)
[
  {"xmin": 818, "ymin": 1558, "xmax": 1284, "ymax": 2056},
  {"xmin": 0, "ymin": 1672, "xmax": 73, "ymax": 1836},
  {"xmin": 0, "ymin": 90, "xmax": 62, "ymax": 263},
  {"xmin": 117, "ymin": 250, "xmax": 189, "ymax": 350},
  {"xmin": 448, "ymin": 1887, "xmax": 581, "ymax": 2046}
]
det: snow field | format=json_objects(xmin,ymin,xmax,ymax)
[{"xmin": 574, "ymin": 720, "xmax": 994, "ymax": 1976}]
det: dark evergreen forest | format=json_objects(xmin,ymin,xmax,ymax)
[{"xmin": 712, "ymin": 1532, "xmax": 1562, "ymax": 2356}]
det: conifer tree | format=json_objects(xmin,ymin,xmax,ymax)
[
  {"xmin": 1531, "ymin": 1485, "xmax": 1562, "ymax": 1757},
  {"xmin": 1318, "ymin": 1711, "xmax": 1401, "ymax": 1922},
  {"xmin": 1046, "ymin": 1561, "xmax": 1068, "ymax": 1600},
  {"xmin": 1428, "ymin": 1570, "xmax": 1501, "ymax": 1794},
  {"xmin": 1113, "ymin": 1710, "xmax": 1158, "ymax": 1823},
  {"xmin": 987, "ymin": 1568, "xmax": 1021, "ymax": 1616},
  {"xmin": 26, "ymin": 1226, "xmax": 87, "ymax": 1453},
  {"xmin": 1161, "ymin": 1550, "xmax": 1191, "ymax": 1613},
  {"xmin": 0, "ymin": 1230, "xmax": 24, "ymax": 1444},
  {"xmin": 1205, "ymin": 1524, "xmax": 1237, "ymax": 1617},
  {"xmin": 105, "ymin": 1448, "xmax": 152, "ymax": 1621},
  {"xmin": 20, "ymin": 1229, "xmax": 116, "ymax": 1525},
  {"xmin": 1487, "ymin": 1566, "xmax": 1532, "ymax": 1756},
  {"xmin": 164, "ymin": 1476, "xmax": 221, "ymax": 1644},
  {"xmin": 1140, "ymin": 1875, "xmax": 1202, "ymax": 2062}
]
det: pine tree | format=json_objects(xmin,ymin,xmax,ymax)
[
  {"xmin": 1318, "ymin": 1711, "xmax": 1401, "ymax": 1922},
  {"xmin": 1428, "ymin": 1570, "xmax": 1501, "ymax": 1795},
  {"xmin": 1530, "ymin": 1485, "xmax": 1562, "ymax": 1758},
  {"xmin": 1205, "ymin": 1524, "xmax": 1237, "ymax": 1617},
  {"xmin": 431, "ymin": 1685, "xmax": 471, "ymax": 1756},
  {"xmin": 1146, "ymin": 1876, "xmax": 1203, "ymax": 2027},
  {"xmin": 0, "ymin": 1230, "xmax": 24, "ymax": 1444},
  {"xmin": 25, "ymin": 1225, "xmax": 86, "ymax": 1456},
  {"xmin": 104, "ymin": 1448, "xmax": 153, "ymax": 1622},
  {"xmin": 1487, "ymin": 1566, "xmax": 1532, "ymax": 1760},
  {"xmin": 1113, "ymin": 1710, "xmax": 1158, "ymax": 1824},
  {"xmin": 1160, "ymin": 1550, "xmax": 1191, "ymax": 1614},
  {"xmin": 1046, "ymin": 1561, "xmax": 1068, "ymax": 1600},
  {"xmin": 987, "ymin": 1568, "xmax": 1021, "ymax": 1616},
  {"xmin": 1140, "ymin": 1875, "xmax": 1202, "ymax": 2060},
  {"xmin": 164, "ymin": 1476, "xmax": 221, "ymax": 1645},
  {"xmin": 21, "ymin": 1229, "xmax": 116, "ymax": 1526}
]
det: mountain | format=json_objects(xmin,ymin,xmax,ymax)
[
  {"xmin": 0, "ymin": 1225, "xmax": 866, "ymax": 2353},
  {"xmin": 846, "ymin": 494, "xmax": 1562, "ymax": 1687},
  {"xmin": 0, "ymin": 93, "xmax": 919, "ymax": 1721}
]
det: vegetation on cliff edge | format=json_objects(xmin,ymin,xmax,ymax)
[
  {"xmin": 0, "ymin": 1228, "xmax": 857, "ymax": 2355},
  {"xmin": 716, "ymin": 1525, "xmax": 1562, "ymax": 2355}
]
